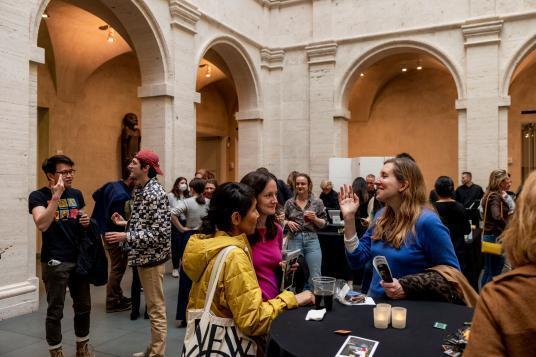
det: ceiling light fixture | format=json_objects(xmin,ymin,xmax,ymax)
[
  {"xmin": 401, "ymin": 67, "xmax": 408, "ymax": 72},
  {"xmin": 205, "ymin": 64, "xmax": 212, "ymax": 78},
  {"xmin": 416, "ymin": 60, "xmax": 423, "ymax": 70},
  {"xmin": 360, "ymin": 72, "xmax": 365, "ymax": 77},
  {"xmin": 107, "ymin": 28, "xmax": 115, "ymax": 43},
  {"xmin": 42, "ymin": 12, "xmax": 50, "ymax": 19}
]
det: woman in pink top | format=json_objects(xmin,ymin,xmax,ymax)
[{"xmin": 241, "ymin": 170, "xmax": 286, "ymax": 301}]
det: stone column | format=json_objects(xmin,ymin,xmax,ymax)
[
  {"xmin": 461, "ymin": 19, "xmax": 508, "ymax": 186},
  {"xmin": 236, "ymin": 111, "xmax": 264, "ymax": 178},
  {"xmin": 305, "ymin": 41, "xmax": 338, "ymax": 192},
  {"xmin": 168, "ymin": 0, "xmax": 201, "ymax": 187},
  {"xmin": 260, "ymin": 48, "xmax": 285, "ymax": 177}
]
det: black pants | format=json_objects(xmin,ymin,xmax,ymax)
[
  {"xmin": 41, "ymin": 262, "xmax": 91, "ymax": 347},
  {"xmin": 176, "ymin": 230, "xmax": 196, "ymax": 321},
  {"xmin": 170, "ymin": 226, "xmax": 180, "ymax": 269}
]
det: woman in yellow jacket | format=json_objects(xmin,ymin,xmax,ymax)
[{"xmin": 182, "ymin": 182, "xmax": 314, "ymax": 338}]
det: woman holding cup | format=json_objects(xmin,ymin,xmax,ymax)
[{"xmin": 284, "ymin": 173, "xmax": 327, "ymax": 289}]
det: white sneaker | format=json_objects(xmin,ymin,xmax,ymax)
[{"xmin": 172, "ymin": 269, "xmax": 179, "ymax": 278}]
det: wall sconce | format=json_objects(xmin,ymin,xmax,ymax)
[
  {"xmin": 199, "ymin": 63, "xmax": 212, "ymax": 78},
  {"xmin": 99, "ymin": 25, "xmax": 115, "ymax": 43}
]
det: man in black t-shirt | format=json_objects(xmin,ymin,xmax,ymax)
[
  {"xmin": 28, "ymin": 155, "xmax": 93, "ymax": 357},
  {"xmin": 455, "ymin": 171, "xmax": 484, "ymax": 220}
]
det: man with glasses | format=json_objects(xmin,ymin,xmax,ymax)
[{"xmin": 28, "ymin": 155, "xmax": 93, "ymax": 357}]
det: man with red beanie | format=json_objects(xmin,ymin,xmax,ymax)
[{"xmin": 105, "ymin": 149, "xmax": 171, "ymax": 357}]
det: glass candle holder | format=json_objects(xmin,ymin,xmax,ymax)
[
  {"xmin": 373, "ymin": 307, "xmax": 389, "ymax": 329},
  {"xmin": 376, "ymin": 303, "xmax": 391, "ymax": 324},
  {"xmin": 391, "ymin": 307, "xmax": 407, "ymax": 329}
]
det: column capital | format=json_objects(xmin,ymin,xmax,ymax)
[
  {"xmin": 305, "ymin": 41, "xmax": 337, "ymax": 65},
  {"xmin": 333, "ymin": 107, "xmax": 350, "ymax": 121},
  {"xmin": 462, "ymin": 18, "xmax": 503, "ymax": 47},
  {"xmin": 29, "ymin": 46, "xmax": 45, "ymax": 64},
  {"xmin": 138, "ymin": 82, "xmax": 175, "ymax": 98},
  {"xmin": 170, "ymin": 0, "xmax": 201, "ymax": 34},
  {"xmin": 235, "ymin": 109, "xmax": 264, "ymax": 121},
  {"xmin": 260, "ymin": 48, "xmax": 285, "ymax": 70}
]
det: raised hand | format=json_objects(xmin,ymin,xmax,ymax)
[
  {"xmin": 338, "ymin": 184, "xmax": 360, "ymax": 219},
  {"xmin": 51, "ymin": 175, "xmax": 65, "ymax": 200}
]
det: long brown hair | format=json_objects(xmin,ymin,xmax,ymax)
[
  {"xmin": 500, "ymin": 171, "xmax": 536, "ymax": 268},
  {"xmin": 372, "ymin": 158, "xmax": 427, "ymax": 248}
]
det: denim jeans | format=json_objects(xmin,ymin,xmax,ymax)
[
  {"xmin": 287, "ymin": 232, "xmax": 322, "ymax": 289},
  {"xmin": 481, "ymin": 234, "xmax": 504, "ymax": 287},
  {"xmin": 41, "ymin": 261, "xmax": 91, "ymax": 347}
]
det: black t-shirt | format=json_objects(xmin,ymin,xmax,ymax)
[
  {"xmin": 28, "ymin": 187, "xmax": 85, "ymax": 263},
  {"xmin": 455, "ymin": 184, "xmax": 484, "ymax": 208}
]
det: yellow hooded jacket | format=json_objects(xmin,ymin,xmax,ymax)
[{"xmin": 182, "ymin": 231, "xmax": 298, "ymax": 337}]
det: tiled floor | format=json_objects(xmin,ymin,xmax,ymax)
[{"xmin": 0, "ymin": 264, "xmax": 185, "ymax": 357}]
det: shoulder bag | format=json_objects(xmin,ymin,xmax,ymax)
[
  {"xmin": 181, "ymin": 246, "xmax": 257, "ymax": 357},
  {"xmin": 480, "ymin": 194, "xmax": 503, "ymax": 256}
]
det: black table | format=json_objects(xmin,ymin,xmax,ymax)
[{"xmin": 266, "ymin": 300, "xmax": 473, "ymax": 356}]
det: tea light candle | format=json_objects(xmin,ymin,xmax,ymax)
[
  {"xmin": 376, "ymin": 303, "xmax": 391, "ymax": 324},
  {"xmin": 373, "ymin": 307, "xmax": 389, "ymax": 329},
  {"xmin": 391, "ymin": 307, "xmax": 407, "ymax": 329}
]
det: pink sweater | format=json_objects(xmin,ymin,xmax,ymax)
[{"xmin": 251, "ymin": 224, "xmax": 283, "ymax": 301}]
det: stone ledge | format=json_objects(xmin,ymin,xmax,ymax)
[
  {"xmin": 305, "ymin": 41, "xmax": 337, "ymax": 65},
  {"xmin": 235, "ymin": 109, "xmax": 264, "ymax": 121},
  {"xmin": 170, "ymin": 0, "xmax": 201, "ymax": 34},
  {"xmin": 261, "ymin": 48, "xmax": 285, "ymax": 70},
  {"xmin": 462, "ymin": 19, "xmax": 503, "ymax": 47}
]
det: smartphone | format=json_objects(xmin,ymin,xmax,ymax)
[{"xmin": 372, "ymin": 256, "xmax": 393, "ymax": 283}]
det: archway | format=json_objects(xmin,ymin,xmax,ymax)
[
  {"xmin": 505, "ymin": 40, "xmax": 536, "ymax": 191},
  {"xmin": 31, "ymin": 0, "xmax": 170, "ymax": 252},
  {"xmin": 195, "ymin": 37, "xmax": 262, "ymax": 181},
  {"xmin": 341, "ymin": 45, "xmax": 461, "ymax": 189}
]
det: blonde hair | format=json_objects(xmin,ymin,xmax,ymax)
[
  {"xmin": 372, "ymin": 158, "xmax": 427, "ymax": 248},
  {"xmin": 500, "ymin": 171, "xmax": 536, "ymax": 268},
  {"xmin": 486, "ymin": 169, "xmax": 508, "ymax": 193}
]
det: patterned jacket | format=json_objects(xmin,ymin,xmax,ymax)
[{"xmin": 126, "ymin": 177, "xmax": 171, "ymax": 266}]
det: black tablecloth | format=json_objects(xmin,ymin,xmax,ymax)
[{"xmin": 266, "ymin": 300, "xmax": 473, "ymax": 357}]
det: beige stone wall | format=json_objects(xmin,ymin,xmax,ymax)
[
  {"xmin": 349, "ymin": 69, "xmax": 459, "ymax": 190},
  {"xmin": 37, "ymin": 53, "xmax": 141, "ymax": 216}
]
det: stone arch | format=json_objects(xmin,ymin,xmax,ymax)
[
  {"xmin": 31, "ymin": 0, "xmax": 172, "ymax": 86},
  {"xmin": 195, "ymin": 35, "xmax": 263, "ymax": 177},
  {"xmin": 501, "ymin": 34, "xmax": 536, "ymax": 97},
  {"xmin": 195, "ymin": 35, "xmax": 262, "ymax": 116},
  {"xmin": 336, "ymin": 40, "xmax": 465, "ymax": 114}
]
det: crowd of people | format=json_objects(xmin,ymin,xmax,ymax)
[{"xmin": 28, "ymin": 150, "xmax": 535, "ymax": 357}]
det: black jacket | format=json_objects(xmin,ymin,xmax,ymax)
[{"xmin": 76, "ymin": 219, "xmax": 108, "ymax": 286}]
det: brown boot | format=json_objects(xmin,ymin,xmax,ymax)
[
  {"xmin": 49, "ymin": 346, "xmax": 64, "ymax": 357},
  {"xmin": 76, "ymin": 339, "xmax": 94, "ymax": 357}
]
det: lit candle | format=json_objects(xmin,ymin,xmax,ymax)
[
  {"xmin": 373, "ymin": 307, "xmax": 389, "ymax": 329},
  {"xmin": 376, "ymin": 303, "xmax": 391, "ymax": 323},
  {"xmin": 391, "ymin": 307, "xmax": 407, "ymax": 329}
]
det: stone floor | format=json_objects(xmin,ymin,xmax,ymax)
[{"xmin": 0, "ymin": 264, "xmax": 185, "ymax": 357}]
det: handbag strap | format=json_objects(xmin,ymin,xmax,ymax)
[{"xmin": 203, "ymin": 246, "xmax": 237, "ymax": 313}]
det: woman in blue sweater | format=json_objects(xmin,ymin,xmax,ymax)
[{"xmin": 339, "ymin": 157, "xmax": 460, "ymax": 298}]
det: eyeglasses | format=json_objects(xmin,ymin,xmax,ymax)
[{"xmin": 56, "ymin": 170, "xmax": 76, "ymax": 176}]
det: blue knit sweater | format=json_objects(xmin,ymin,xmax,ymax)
[{"xmin": 346, "ymin": 209, "xmax": 460, "ymax": 298}]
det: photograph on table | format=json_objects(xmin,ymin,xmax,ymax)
[{"xmin": 335, "ymin": 335, "xmax": 379, "ymax": 357}]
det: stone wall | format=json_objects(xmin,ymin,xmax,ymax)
[{"xmin": 2, "ymin": 0, "xmax": 536, "ymax": 318}]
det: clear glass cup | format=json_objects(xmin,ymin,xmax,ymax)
[{"xmin": 312, "ymin": 276, "xmax": 336, "ymax": 311}]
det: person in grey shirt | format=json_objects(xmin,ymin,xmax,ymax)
[{"xmin": 170, "ymin": 178, "xmax": 209, "ymax": 326}]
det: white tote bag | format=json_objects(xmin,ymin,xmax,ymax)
[{"xmin": 181, "ymin": 246, "xmax": 257, "ymax": 357}]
